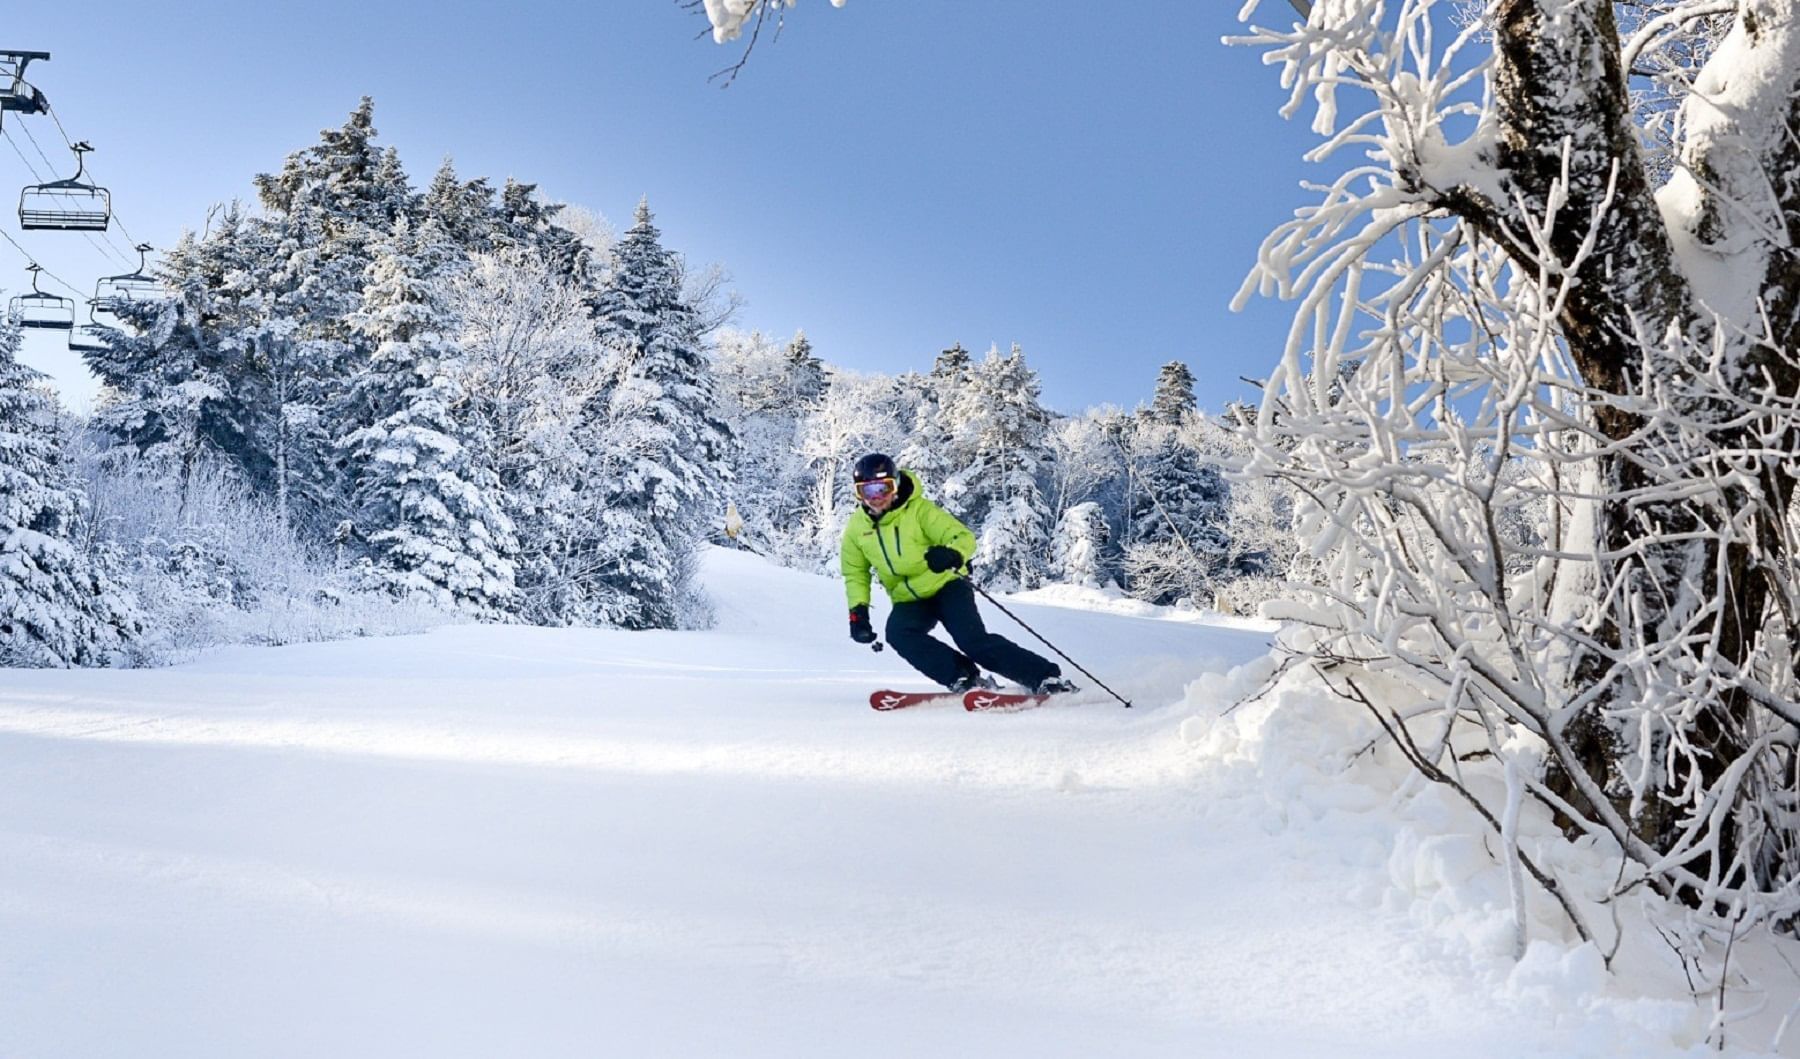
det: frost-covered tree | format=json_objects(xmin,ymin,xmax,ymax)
[
  {"xmin": 338, "ymin": 219, "xmax": 517, "ymax": 615},
  {"xmin": 1120, "ymin": 408, "xmax": 1230, "ymax": 605},
  {"xmin": 896, "ymin": 342, "xmax": 971, "ymax": 487},
  {"xmin": 1049, "ymin": 501, "xmax": 1113, "ymax": 589},
  {"xmin": 938, "ymin": 345, "xmax": 1053, "ymax": 592},
  {"xmin": 584, "ymin": 199, "xmax": 733, "ymax": 628},
  {"xmin": 0, "ymin": 322, "xmax": 138, "ymax": 665},
  {"xmin": 1146, "ymin": 360, "xmax": 1197, "ymax": 426},
  {"xmin": 1219, "ymin": 0, "xmax": 1800, "ymax": 955},
  {"xmin": 784, "ymin": 330, "xmax": 826, "ymax": 404},
  {"xmin": 248, "ymin": 99, "xmax": 416, "ymax": 533},
  {"xmin": 1045, "ymin": 410, "xmax": 1125, "ymax": 524},
  {"xmin": 1187, "ymin": 413, "xmax": 1295, "ymax": 595},
  {"xmin": 439, "ymin": 248, "xmax": 607, "ymax": 622},
  {"xmin": 713, "ymin": 328, "xmax": 821, "ymax": 564},
  {"xmin": 87, "ymin": 206, "xmax": 278, "ymax": 499},
  {"xmin": 797, "ymin": 369, "xmax": 908, "ymax": 569}
]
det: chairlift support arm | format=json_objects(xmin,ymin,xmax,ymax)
[{"xmin": 0, "ymin": 50, "xmax": 49, "ymax": 121}]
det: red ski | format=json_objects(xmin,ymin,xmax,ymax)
[
  {"xmin": 963, "ymin": 689, "xmax": 1054, "ymax": 712},
  {"xmin": 869, "ymin": 689, "xmax": 962, "ymax": 711}
]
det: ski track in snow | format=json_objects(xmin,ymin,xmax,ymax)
[{"xmin": 0, "ymin": 549, "xmax": 1788, "ymax": 1057}]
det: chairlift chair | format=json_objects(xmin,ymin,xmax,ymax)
[
  {"xmin": 68, "ymin": 322, "xmax": 109, "ymax": 354},
  {"xmin": 19, "ymin": 140, "xmax": 110, "ymax": 232},
  {"xmin": 9, "ymin": 264, "xmax": 74, "ymax": 331},
  {"xmin": 91, "ymin": 243, "xmax": 163, "ymax": 318}
]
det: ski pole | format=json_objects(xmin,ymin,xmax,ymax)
[{"xmin": 962, "ymin": 576, "xmax": 1132, "ymax": 708}]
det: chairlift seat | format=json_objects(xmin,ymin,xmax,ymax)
[
  {"xmin": 90, "ymin": 243, "xmax": 161, "ymax": 318},
  {"xmin": 20, "ymin": 178, "xmax": 111, "ymax": 231},
  {"xmin": 68, "ymin": 323, "xmax": 109, "ymax": 353},
  {"xmin": 10, "ymin": 291, "xmax": 75, "ymax": 330},
  {"xmin": 92, "ymin": 273, "xmax": 164, "ymax": 312}
]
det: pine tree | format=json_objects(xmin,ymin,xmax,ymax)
[
  {"xmin": 785, "ymin": 330, "xmax": 826, "ymax": 404},
  {"xmin": 898, "ymin": 342, "xmax": 973, "ymax": 485},
  {"xmin": 0, "ymin": 321, "xmax": 139, "ymax": 665},
  {"xmin": 583, "ymin": 199, "xmax": 733, "ymax": 628},
  {"xmin": 422, "ymin": 158, "xmax": 498, "ymax": 251},
  {"xmin": 338, "ymin": 219, "xmax": 518, "ymax": 615},
  {"xmin": 87, "ymin": 208, "xmax": 274, "ymax": 497},
  {"xmin": 1122, "ymin": 414, "xmax": 1231, "ymax": 605},
  {"xmin": 1050, "ymin": 501, "xmax": 1113, "ymax": 588},
  {"xmin": 496, "ymin": 178, "xmax": 590, "ymax": 282},
  {"xmin": 249, "ymin": 99, "xmax": 416, "ymax": 535},
  {"xmin": 937, "ymin": 345, "xmax": 1054, "ymax": 592},
  {"xmin": 1147, "ymin": 361, "xmax": 1197, "ymax": 425}
]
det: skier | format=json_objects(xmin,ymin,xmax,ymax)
[{"xmin": 841, "ymin": 452, "xmax": 1076, "ymax": 695}]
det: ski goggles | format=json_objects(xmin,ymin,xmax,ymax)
[{"xmin": 856, "ymin": 476, "xmax": 898, "ymax": 501}]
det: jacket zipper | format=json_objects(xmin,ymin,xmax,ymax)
[{"xmin": 872, "ymin": 514, "xmax": 920, "ymax": 600}]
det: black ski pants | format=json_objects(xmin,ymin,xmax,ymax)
[{"xmin": 885, "ymin": 578, "xmax": 1059, "ymax": 690}]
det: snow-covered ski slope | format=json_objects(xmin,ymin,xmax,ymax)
[{"xmin": 0, "ymin": 548, "xmax": 1787, "ymax": 1057}]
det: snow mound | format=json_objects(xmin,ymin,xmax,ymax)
[{"xmin": 1185, "ymin": 661, "xmax": 1792, "ymax": 1056}]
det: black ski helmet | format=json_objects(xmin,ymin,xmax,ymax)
[{"xmin": 852, "ymin": 452, "xmax": 897, "ymax": 483}]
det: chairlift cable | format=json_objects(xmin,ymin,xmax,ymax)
[
  {"xmin": 40, "ymin": 102, "xmax": 143, "ymax": 245},
  {"xmin": 15, "ymin": 118, "xmax": 61, "ymax": 179},
  {"xmin": 42, "ymin": 100, "xmax": 74, "ymax": 152},
  {"xmin": 98, "ymin": 228, "xmax": 137, "ymax": 265},
  {"xmin": 81, "ymin": 229, "xmax": 132, "ymax": 269},
  {"xmin": 1, "ymin": 126, "xmax": 47, "ymax": 182},
  {"xmin": 0, "ymin": 225, "xmax": 84, "ymax": 297}
]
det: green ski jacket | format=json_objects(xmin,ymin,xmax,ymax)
[{"xmin": 840, "ymin": 470, "xmax": 976, "ymax": 609}]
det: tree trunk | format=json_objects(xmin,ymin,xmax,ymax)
[{"xmin": 1465, "ymin": 1, "xmax": 1800, "ymax": 874}]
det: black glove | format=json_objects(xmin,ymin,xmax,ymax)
[
  {"xmin": 925, "ymin": 546, "xmax": 965, "ymax": 574},
  {"xmin": 849, "ymin": 604, "xmax": 877, "ymax": 644}
]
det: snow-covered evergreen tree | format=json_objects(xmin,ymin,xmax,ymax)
[
  {"xmin": 583, "ymin": 199, "xmax": 733, "ymax": 628},
  {"xmin": 784, "ymin": 330, "xmax": 826, "ymax": 404},
  {"xmin": 713, "ymin": 328, "xmax": 821, "ymax": 565},
  {"xmin": 937, "ymin": 345, "xmax": 1053, "ymax": 592},
  {"xmin": 438, "ymin": 248, "xmax": 607, "ymax": 623},
  {"xmin": 1049, "ymin": 501, "xmax": 1113, "ymax": 589},
  {"xmin": 250, "ymin": 100, "xmax": 416, "ymax": 534},
  {"xmin": 1121, "ymin": 407, "xmax": 1230, "ymax": 605},
  {"xmin": 338, "ymin": 219, "xmax": 517, "ymax": 615},
  {"xmin": 86, "ymin": 208, "xmax": 271, "ymax": 497},
  {"xmin": 0, "ymin": 321, "xmax": 138, "ymax": 665},
  {"xmin": 896, "ymin": 342, "xmax": 970, "ymax": 485},
  {"xmin": 1146, "ymin": 361, "xmax": 1197, "ymax": 426}
]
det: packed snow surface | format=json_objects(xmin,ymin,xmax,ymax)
[{"xmin": 0, "ymin": 548, "xmax": 1790, "ymax": 1056}]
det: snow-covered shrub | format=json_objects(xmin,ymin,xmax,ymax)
[{"xmin": 78, "ymin": 448, "xmax": 451, "ymax": 661}]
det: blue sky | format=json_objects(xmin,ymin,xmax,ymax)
[{"xmin": 4, "ymin": 1, "xmax": 1319, "ymax": 415}]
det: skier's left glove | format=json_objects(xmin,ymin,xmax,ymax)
[
  {"xmin": 925, "ymin": 546, "xmax": 965, "ymax": 574},
  {"xmin": 849, "ymin": 605, "xmax": 877, "ymax": 644}
]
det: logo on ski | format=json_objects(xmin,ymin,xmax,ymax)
[
  {"xmin": 963, "ymin": 689, "xmax": 1052, "ymax": 712},
  {"xmin": 869, "ymin": 689, "xmax": 960, "ymax": 711}
]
